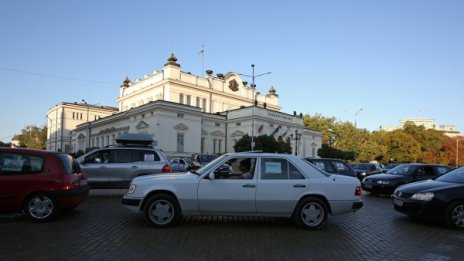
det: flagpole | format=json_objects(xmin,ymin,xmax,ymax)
[{"xmin": 200, "ymin": 45, "xmax": 205, "ymax": 76}]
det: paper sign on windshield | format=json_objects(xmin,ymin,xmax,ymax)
[{"xmin": 265, "ymin": 162, "xmax": 281, "ymax": 174}]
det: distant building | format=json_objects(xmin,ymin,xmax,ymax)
[
  {"xmin": 381, "ymin": 118, "xmax": 460, "ymax": 137},
  {"xmin": 47, "ymin": 54, "xmax": 322, "ymax": 157},
  {"xmin": 46, "ymin": 102, "xmax": 118, "ymax": 152}
]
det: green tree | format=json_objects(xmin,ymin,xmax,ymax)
[
  {"xmin": 233, "ymin": 134, "xmax": 291, "ymax": 153},
  {"xmin": 14, "ymin": 125, "xmax": 47, "ymax": 149}
]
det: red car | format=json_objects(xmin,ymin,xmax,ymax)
[{"xmin": 0, "ymin": 148, "xmax": 90, "ymax": 221}]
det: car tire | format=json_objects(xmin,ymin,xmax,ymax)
[
  {"xmin": 144, "ymin": 194, "xmax": 182, "ymax": 228},
  {"xmin": 444, "ymin": 201, "xmax": 464, "ymax": 229},
  {"xmin": 23, "ymin": 193, "xmax": 60, "ymax": 222},
  {"xmin": 293, "ymin": 197, "xmax": 328, "ymax": 230}
]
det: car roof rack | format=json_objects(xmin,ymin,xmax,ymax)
[{"xmin": 115, "ymin": 133, "xmax": 154, "ymax": 147}]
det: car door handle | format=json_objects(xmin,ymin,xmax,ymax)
[
  {"xmin": 242, "ymin": 184, "xmax": 256, "ymax": 188},
  {"xmin": 293, "ymin": 184, "xmax": 306, "ymax": 188},
  {"xmin": 131, "ymin": 166, "xmax": 138, "ymax": 169}
]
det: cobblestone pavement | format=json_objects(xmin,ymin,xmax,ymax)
[{"xmin": 1, "ymin": 190, "xmax": 463, "ymax": 261}]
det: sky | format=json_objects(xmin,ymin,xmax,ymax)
[{"xmin": 1, "ymin": 0, "xmax": 463, "ymax": 142}]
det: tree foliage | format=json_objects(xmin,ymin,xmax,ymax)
[
  {"xmin": 303, "ymin": 113, "xmax": 462, "ymax": 166},
  {"xmin": 234, "ymin": 134, "xmax": 292, "ymax": 153},
  {"xmin": 14, "ymin": 125, "xmax": 47, "ymax": 149}
]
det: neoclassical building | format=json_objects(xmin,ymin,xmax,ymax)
[
  {"xmin": 46, "ymin": 102, "xmax": 118, "ymax": 152},
  {"xmin": 48, "ymin": 54, "xmax": 322, "ymax": 157}
]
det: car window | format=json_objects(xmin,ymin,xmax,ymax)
[
  {"xmin": 333, "ymin": 161, "xmax": 348, "ymax": 171},
  {"xmin": 312, "ymin": 161, "xmax": 326, "ymax": 171},
  {"xmin": 84, "ymin": 149, "xmax": 111, "ymax": 164},
  {"xmin": 0, "ymin": 153, "xmax": 44, "ymax": 174},
  {"xmin": 113, "ymin": 149, "xmax": 134, "ymax": 163},
  {"xmin": 136, "ymin": 150, "xmax": 160, "ymax": 162},
  {"xmin": 436, "ymin": 166, "xmax": 451, "ymax": 175},
  {"xmin": 436, "ymin": 167, "xmax": 464, "ymax": 184},
  {"xmin": 261, "ymin": 158, "xmax": 304, "ymax": 180}
]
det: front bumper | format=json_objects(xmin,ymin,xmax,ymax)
[{"xmin": 391, "ymin": 196, "xmax": 444, "ymax": 221}]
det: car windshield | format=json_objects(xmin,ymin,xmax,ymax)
[
  {"xmin": 193, "ymin": 154, "xmax": 228, "ymax": 176},
  {"xmin": 385, "ymin": 164, "xmax": 415, "ymax": 175},
  {"xmin": 351, "ymin": 164, "xmax": 371, "ymax": 170},
  {"xmin": 200, "ymin": 154, "xmax": 218, "ymax": 162},
  {"xmin": 436, "ymin": 167, "xmax": 464, "ymax": 184}
]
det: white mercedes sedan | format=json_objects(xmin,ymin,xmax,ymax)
[{"xmin": 122, "ymin": 152, "xmax": 363, "ymax": 230}]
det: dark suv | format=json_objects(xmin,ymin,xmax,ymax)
[
  {"xmin": 0, "ymin": 148, "xmax": 89, "ymax": 222},
  {"xmin": 77, "ymin": 134, "xmax": 171, "ymax": 188},
  {"xmin": 305, "ymin": 158, "xmax": 356, "ymax": 178},
  {"xmin": 362, "ymin": 163, "xmax": 453, "ymax": 195}
]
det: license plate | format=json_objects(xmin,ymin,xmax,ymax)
[
  {"xmin": 364, "ymin": 183, "xmax": 372, "ymax": 189},
  {"xmin": 393, "ymin": 198, "xmax": 403, "ymax": 207}
]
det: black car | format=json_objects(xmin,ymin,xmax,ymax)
[
  {"xmin": 362, "ymin": 163, "xmax": 453, "ymax": 195},
  {"xmin": 392, "ymin": 166, "xmax": 464, "ymax": 229},
  {"xmin": 381, "ymin": 163, "xmax": 401, "ymax": 173},
  {"xmin": 350, "ymin": 163, "xmax": 383, "ymax": 180},
  {"xmin": 305, "ymin": 158, "xmax": 356, "ymax": 178}
]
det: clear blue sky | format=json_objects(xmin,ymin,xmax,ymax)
[{"xmin": 1, "ymin": 0, "xmax": 463, "ymax": 142}]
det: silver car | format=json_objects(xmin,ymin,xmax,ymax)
[
  {"xmin": 122, "ymin": 152, "xmax": 363, "ymax": 229},
  {"xmin": 170, "ymin": 158, "xmax": 190, "ymax": 172},
  {"xmin": 77, "ymin": 146, "xmax": 171, "ymax": 189}
]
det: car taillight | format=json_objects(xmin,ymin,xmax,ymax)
[
  {"xmin": 355, "ymin": 186, "xmax": 362, "ymax": 196},
  {"xmin": 162, "ymin": 164, "xmax": 172, "ymax": 173}
]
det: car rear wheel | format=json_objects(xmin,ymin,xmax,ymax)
[
  {"xmin": 293, "ymin": 197, "xmax": 328, "ymax": 230},
  {"xmin": 444, "ymin": 201, "xmax": 464, "ymax": 229},
  {"xmin": 23, "ymin": 194, "xmax": 60, "ymax": 222},
  {"xmin": 144, "ymin": 194, "xmax": 181, "ymax": 228}
]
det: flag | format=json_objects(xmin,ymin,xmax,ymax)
[
  {"xmin": 281, "ymin": 128, "xmax": 289, "ymax": 138},
  {"xmin": 258, "ymin": 125, "xmax": 264, "ymax": 133},
  {"xmin": 199, "ymin": 45, "xmax": 204, "ymax": 55},
  {"xmin": 271, "ymin": 125, "xmax": 281, "ymax": 136}
]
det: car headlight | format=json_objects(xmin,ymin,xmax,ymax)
[
  {"xmin": 411, "ymin": 192, "xmax": 434, "ymax": 201},
  {"xmin": 376, "ymin": 180, "xmax": 390, "ymax": 185},
  {"xmin": 127, "ymin": 184, "xmax": 137, "ymax": 194}
]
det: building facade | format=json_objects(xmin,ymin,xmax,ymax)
[
  {"xmin": 46, "ymin": 102, "xmax": 118, "ymax": 152},
  {"xmin": 382, "ymin": 118, "xmax": 460, "ymax": 137},
  {"xmin": 49, "ymin": 54, "xmax": 322, "ymax": 157}
]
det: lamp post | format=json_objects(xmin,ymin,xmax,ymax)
[
  {"xmin": 82, "ymin": 99, "xmax": 91, "ymax": 150},
  {"xmin": 354, "ymin": 108, "xmax": 363, "ymax": 160},
  {"xmin": 456, "ymin": 137, "xmax": 459, "ymax": 167},
  {"xmin": 290, "ymin": 129, "xmax": 302, "ymax": 156},
  {"xmin": 239, "ymin": 64, "xmax": 271, "ymax": 151}
]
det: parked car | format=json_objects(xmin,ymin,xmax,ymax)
[
  {"xmin": 392, "ymin": 166, "xmax": 464, "ymax": 229},
  {"xmin": 122, "ymin": 152, "xmax": 363, "ymax": 230},
  {"xmin": 170, "ymin": 158, "xmax": 190, "ymax": 172},
  {"xmin": 0, "ymin": 148, "xmax": 89, "ymax": 222},
  {"xmin": 381, "ymin": 163, "xmax": 401, "ymax": 173},
  {"xmin": 77, "ymin": 134, "xmax": 171, "ymax": 188},
  {"xmin": 362, "ymin": 163, "xmax": 453, "ymax": 195},
  {"xmin": 350, "ymin": 163, "xmax": 383, "ymax": 180},
  {"xmin": 187, "ymin": 153, "xmax": 218, "ymax": 171},
  {"xmin": 304, "ymin": 158, "xmax": 356, "ymax": 178}
]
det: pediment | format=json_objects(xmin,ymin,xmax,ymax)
[
  {"xmin": 136, "ymin": 120, "xmax": 149, "ymax": 130},
  {"xmin": 174, "ymin": 123, "xmax": 189, "ymax": 131},
  {"xmin": 230, "ymin": 130, "xmax": 245, "ymax": 137},
  {"xmin": 77, "ymin": 133, "xmax": 86, "ymax": 139},
  {"xmin": 211, "ymin": 130, "xmax": 225, "ymax": 137}
]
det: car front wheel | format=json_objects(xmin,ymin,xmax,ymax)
[
  {"xmin": 144, "ymin": 194, "xmax": 181, "ymax": 228},
  {"xmin": 444, "ymin": 201, "xmax": 464, "ymax": 229},
  {"xmin": 293, "ymin": 197, "xmax": 328, "ymax": 230},
  {"xmin": 23, "ymin": 194, "xmax": 60, "ymax": 222}
]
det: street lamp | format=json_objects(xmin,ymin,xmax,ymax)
[
  {"xmin": 238, "ymin": 64, "xmax": 271, "ymax": 151},
  {"xmin": 290, "ymin": 129, "xmax": 302, "ymax": 156},
  {"xmin": 82, "ymin": 99, "xmax": 91, "ymax": 150},
  {"xmin": 354, "ymin": 108, "xmax": 363, "ymax": 160}
]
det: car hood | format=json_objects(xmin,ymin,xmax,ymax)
[
  {"xmin": 365, "ymin": 173, "xmax": 407, "ymax": 181},
  {"xmin": 397, "ymin": 179, "xmax": 461, "ymax": 193},
  {"xmin": 133, "ymin": 171, "xmax": 195, "ymax": 183}
]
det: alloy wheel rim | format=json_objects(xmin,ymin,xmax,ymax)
[
  {"xmin": 451, "ymin": 204, "xmax": 464, "ymax": 228},
  {"xmin": 149, "ymin": 200, "xmax": 174, "ymax": 225},
  {"xmin": 301, "ymin": 203, "xmax": 324, "ymax": 227},
  {"xmin": 28, "ymin": 196, "xmax": 53, "ymax": 219}
]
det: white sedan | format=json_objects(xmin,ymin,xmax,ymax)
[{"xmin": 122, "ymin": 152, "xmax": 363, "ymax": 230}]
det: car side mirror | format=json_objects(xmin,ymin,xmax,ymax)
[
  {"xmin": 214, "ymin": 164, "xmax": 232, "ymax": 176},
  {"xmin": 209, "ymin": 172, "xmax": 215, "ymax": 180}
]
